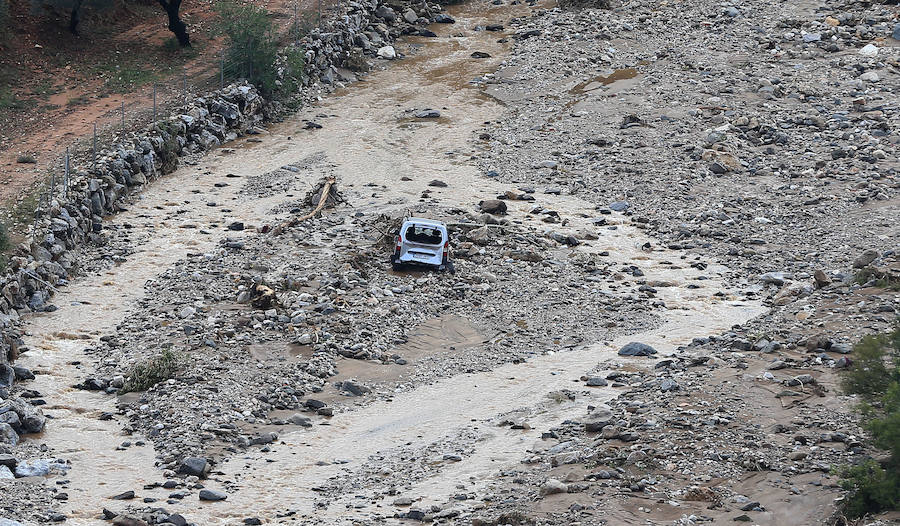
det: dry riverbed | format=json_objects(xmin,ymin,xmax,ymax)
[{"xmin": 3, "ymin": 0, "xmax": 900, "ymax": 525}]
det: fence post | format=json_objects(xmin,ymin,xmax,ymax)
[
  {"xmin": 50, "ymin": 169, "xmax": 56, "ymax": 199},
  {"xmin": 221, "ymin": 57, "xmax": 225, "ymax": 89},
  {"xmin": 64, "ymin": 147, "xmax": 70, "ymax": 198},
  {"xmin": 121, "ymin": 100, "xmax": 125, "ymax": 129},
  {"xmin": 183, "ymin": 68, "xmax": 187, "ymax": 96},
  {"xmin": 153, "ymin": 84, "xmax": 157, "ymax": 121},
  {"xmin": 92, "ymin": 123, "xmax": 97, "ymax": 171},
  {"xmin": 318, "ymin": 0, "xmax": 321, "ymax": 24}
]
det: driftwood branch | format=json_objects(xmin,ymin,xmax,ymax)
[{"xmin": 270, "ymin": 176, "xmax": 336, "ymax": 235}]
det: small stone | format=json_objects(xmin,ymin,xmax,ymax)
[
  {"xmin": 540, "ymin": 478, "xmax": 568, "ymax": 495},
  {"xmin": 813, "ymin": 270, "xmax": 831, "ymax": 288},
  {"xmin": 414, "ymin": 109, "xmax": 440, "ymax": 119},
  {"xmin": 618, "ymin": 342, "xmax": 657, "ymax": 356},
  {"xmin": 858, "ymin": 43, "xmax": 879, "ymax": 57},
  {"xmin": 377, "ymin": 46, "xmax": 397, "ymax": 60},
  {"xmin": 111, "ymin": 490, "xmax": 135, "ymax": 500},
  {"xmin": 199, "ymin": 489, "xmax": 227, "ymax": 501},
  {"xmin": 428, "ymin": 179, "xmax": 448, "ymax": 187},
  {"xmin": 788, "ymin": 451, "xmax": 807, "ymax": 461}
]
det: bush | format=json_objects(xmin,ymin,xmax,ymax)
[
  {"xmin": 16, "ymin": 154, "xmax": 37, "ymax": 164},
  {"xmin": 216, "ymin": 0, "xmax": 279, "ymax": 95},
  {"xmin": 121, "ymin": 349, "xmax": 188, "ymax": 393},
  {"xmin": 839, "ymin": 323, "xmax": 900, "ymax": 517}
]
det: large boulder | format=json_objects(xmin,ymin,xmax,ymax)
[{"xmin": 479, "ymin": 199, "xmax": 507, "ymax": 215}]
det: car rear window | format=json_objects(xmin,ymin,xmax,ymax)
[{"xmin": 404, "ymin": 225, "xmax": 444, "ymax": 245}]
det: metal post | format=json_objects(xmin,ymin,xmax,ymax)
[
  {"xmin": 64, "ymin": 147, "xmax": 70, "ymax": 197},
  {"xmin": 220, "ymin": 57, "xmax": 225, "ymax": 89},
  {"xmin": 293, "ymin": 1, "xmax": 298, "ymax": 39},
  {"xmin": 121, "ymin": 100, "xmax": 125, "ymax": 129},
  {"xmin": 92, "ymin": 123, "xmax": 97, "ymax": 170},
  {"xmin": 153, "ymin": 84, "xmax": 157, "ymax": 120},
  {"xmin": 183, "ymin": 69, "xmax": 187, "ymax": 95},
  {"xmin": 317, "ymin": 0, "xmax": 321, "ymax": 24}
]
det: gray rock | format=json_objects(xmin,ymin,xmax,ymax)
[
  {"xmin": 723, "ymin": 6, "xmax": 740, "ymax": 17},
  {"xmin": 414, "ymin": 109, "xmax": 440, "ymax": 119},
  {"xmin": 0, "ymin": 465, "xmax": 13, "ymax": 479},
  {"xmin": 0, "ymin": 365, "xmax": 13, "ymax": 388},
  {"xmin": 831, "ymin": 343, "xmax": 852, "ymax": 354},
  {"xmin": 586, "ymin": 377, "xmax": 608, "ymax": 387},
  {"xmin": 374, "ymin": 5, "xmax": 396, "ymax": 22},
  {"xmin": 178, "ymin": 457, "xmax": 210, "ymax": 478},
  {"xmin": 583, "ymin": 406, "xmax": 614, "ymax": 432},
  {"xmin": 0, "ymin": 519, "xmax": 25, "ymax": 526},
  {"xmin": 609, "ymin": 201, "xmax": 630, "ymax": 212},
  {"xmin": 540, "ymin": 478, "xmax": 568, "ymax": 495},
  {"xmin": 0, "ymin": 454, "xmax": 16, "ymax": 469},
  {"xmin": 660, "ymin": 378, "xmax": 679, "ymax": 392},
  {"xmin": 287, "ymin": 414, "xmax": 312, "ymax": 427},
  {"xmin": 403, "ymin": 8, "xmax": 418, "ymax": 24},
  {"xmin": 852, "ymin": 249, "xmax": 879, "ymax": 268},
  {"xmin": 835, "ymin": 357, "xmax": 852, "ymax": 368},
  {"xmin": 199, "ymin": 489, "xmax": 227, "ymax": 501},
  {"xmin": 479, "ymin": 199, "xmax": 507, "ymax": 215},
  {"xmin": 12, "ymin": 366, "xmax": 34, "ymax": 381},
  {"xmin": 14, "ymin": 459, "xmax": 51, "ymax": 477},
  {"xmin": 618, "ymin": 342, "xmax": 658, "ymax": 356},
  {"xmin": 435, "ymin": 14, "xmax": 455, "ymax": 23},
  {"xmin": 0, "ymin": 423, "xmax": 17, "ymax": 446},
  {"xmin": 894, "ymin": 23, "xmax": 900, "ymax": 41},
  {"xmin": 340, "ymin": 380, "xmax": 370, "ymax": 396}
]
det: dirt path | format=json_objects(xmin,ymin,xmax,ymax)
[{"xmin": 14, "ymin": 1, "xmax": 775, "ymax": 524}]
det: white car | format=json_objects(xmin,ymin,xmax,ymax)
[{"xmin": 390, "ymin": 218, "xmax": 454, "ymax": 273}]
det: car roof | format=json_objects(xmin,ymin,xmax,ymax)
[{"xmin": 404, "ymin": 217, "xmax": 447, "ymax": 228}]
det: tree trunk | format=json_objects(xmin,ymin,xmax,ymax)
[
  {"xmin": 157, "ymin": 0, "xmax": 191, "ymax": 47},
  {"xmin": 69, "ymin": 0, "xmax": 84, "ymax": 35}
]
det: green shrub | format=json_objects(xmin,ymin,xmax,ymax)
[
  {"xmin": 16, "ymin": 154, "xmax": 37, "ymax": 164},
  {"xmin": 215, "ymin": 0, "xmax": 278, "ymax": 96},
  {"xmin": 121, "ymin": 349, "xmax": 188, "ymax": 393},
  {"xmin": 279, "ymin": 47, "xmax": 306, "ymax": 96},
  {"xmin": 854, "ymin": 268, "xmax": 900, "ymax": 290},
  {"xmin": 839, "ymin": 323, "xmax": 900, "ymax": 517}
]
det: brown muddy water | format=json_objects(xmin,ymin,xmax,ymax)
[{"xmin": 15, "ymin": 1, "xmax": 766, "ymax": 523}]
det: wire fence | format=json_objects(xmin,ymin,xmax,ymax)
[{"xmin": 26, "ymin": 0, "xmax": 342, "ymax": 239}]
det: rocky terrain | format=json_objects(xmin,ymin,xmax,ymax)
[{"xmin": 1, "ymin": 0, "xmax": 899, "ymax": 524}]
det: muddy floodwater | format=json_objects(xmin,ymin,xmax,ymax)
[{"xmin": 16, "ymin": 0, "xmax": 766, "ymax": 524}]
